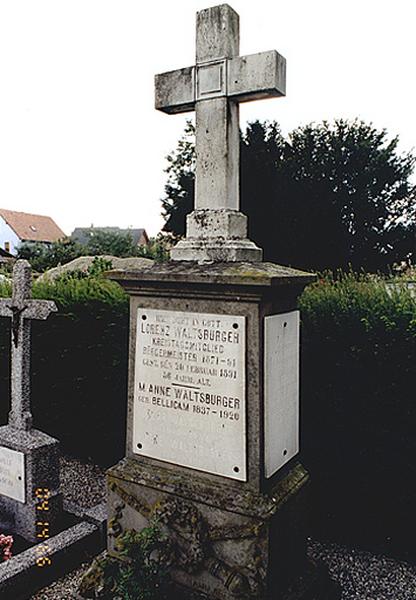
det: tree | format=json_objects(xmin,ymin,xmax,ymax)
[
  {"xmin": 82, "ymin": 230, "xmax": 138, "ymax": 257},
  {"xmin": 162, "ymin": 119, "xmax": 415, "ymax": 272},
  {"xmin": 17, "ymin": 239, "xmax": 82, "ymax": 272}
]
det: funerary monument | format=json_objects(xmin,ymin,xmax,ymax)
[
  {"xmin": 107, "ymin": 4, "xmax": 336, "ymax": 598},
  {"xmin": 0, "ymin": 260, "xmax": 62, "ymax": 543}
]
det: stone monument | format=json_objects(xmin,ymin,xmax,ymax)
[
  {"xmin": 106, "ymin": 4, "xmax": 337, "ymax": 599},
  {"xmin": 0, "ymin": 260, "xmax": 62, "ymax": 543},
  {"xmin": 155, "ymin": 3, "xmax": 285, "ymax": 262}
]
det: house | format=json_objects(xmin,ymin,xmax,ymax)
[
  {"xmin": 0, "ymin": 209, "xmax": 66, "ymax": 255},
  {"xmin": 71, "ymin": 227, "xmax": 149, "ymax": 247}
]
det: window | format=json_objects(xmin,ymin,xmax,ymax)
[{"xmin": 4, "ymin": 242, "xmax": 10, "ymax": 252}]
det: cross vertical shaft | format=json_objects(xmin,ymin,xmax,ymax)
[
  {"xmin": 10, "ymin": 316, "xmax": 32, "ymax": 430},
  {"xmin": 195, "ymin": 5, "xmax": 240, "ymax": 212},
  {"xmin": 0, "ymin": 260, "xmax": 57, "ymax": 431},
  {"xmin": 10, "ymin": 261, "xmax": 33, "ymax": 430}
]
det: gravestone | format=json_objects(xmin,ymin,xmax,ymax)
[
  {"xmin": 0, "ymin": 260, "xmax": 62, "ymax": 543},
  {"xmin": 106, "ymin": 4, "xmax": 337, "ymax": 599}
]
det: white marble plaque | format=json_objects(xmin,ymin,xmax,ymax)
[
  {"xmin": 133, "ymin": 309, "xmax": 246, "ymax": 480},
  {"xmin": 0, "ymin": 446, "xmax": 25, "ymax": 503},
  {"xmin": 264, "ymin": 311, "xmax": 299, "ymax": 478}
]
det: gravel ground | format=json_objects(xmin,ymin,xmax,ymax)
[
  {"xmin": 30, "ymin": 456, "xmax": 106, "ymax": 600},
  {"xmin": 309, "ymin": 540, "xmax": 416, "ymax": 600},
  {"xmin": 30, "ymin": 457, "xmax": 416, "ymax": 599},
  {"xmin": 60, "ymin": 456, "xmax": 106, "ymax": 508}
]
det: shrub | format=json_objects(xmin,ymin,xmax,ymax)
[{"xmin": 79, "ymin": 525, "xmax": 170, "ymax": 599}]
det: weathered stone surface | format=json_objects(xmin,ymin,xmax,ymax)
[
  {"xmin": 154, "ymin": 4, "xmax": 286, "ymax": 262},
  {"xmin": 39, "ymin": 255, "xmax": 153, "ymax": 281},
  {"xmin": 228, "ymin": 50, "xmax": 286, "ymax": 101},
  {"xmin": 0, "ymin": 426, "xmax": 62, "ymax": 543},
  {"xmin": 105, "ymin": 257, "xmax": 321, "ymax": 598},
  {"xmin": 107, "ymin": 260, "xmax": 315, "ymax": 290},
  {"xmin": 186, "ymin": 209, "xmax": 248, "ymax": 240},
  {"xmin": 0, "ymin": 520, "xmax": 102, "ymax": 600},
  {"xmin": 107, "ymin": 459, "xmax": 311, "ymax": 599}
]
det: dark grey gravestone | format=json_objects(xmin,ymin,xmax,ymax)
[{"xmin": 0, "ymin": 260, "xmax": 63, "ymax": 543}]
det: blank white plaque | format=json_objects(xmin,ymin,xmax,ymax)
[
  {"xmin": 264, "ymin": 311, "xmax": 300, "ymax": 478},
  {"xmin": 0, "ymin": 446, "xmax": 25, "ymax": 503}
]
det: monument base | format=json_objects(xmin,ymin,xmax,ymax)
[
  {"xmin": 107, "ymin": 458, "xmax": 337, "ymax": 599},
  {"xmin": 170, "ymin": 237, "xmax": 263, "ymax": 263},
  {"xmin": 0, "ymin": 426, "xmax": 62, "ymax": 543},
  {"xmin": 170, "ymin": 209, "xmax": 263, "ymax": 262}
]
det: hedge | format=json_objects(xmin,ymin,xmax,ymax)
[{"xmin": 299, "ymin": 272, "xmax": 416, "ymax": 557}]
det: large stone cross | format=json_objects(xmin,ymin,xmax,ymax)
[
  {"xmin": 0, "ymin": 260, "xmax": 56, "ymax": 431},
  {"xmin": 155, "ymin": 3, "xmax": 286, "ymax": 262}
]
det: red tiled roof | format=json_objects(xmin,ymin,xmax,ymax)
[{"xmin": 0, "ymin": 209, "xmax": 65, "ymax": 243}]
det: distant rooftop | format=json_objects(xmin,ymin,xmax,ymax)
[
  {"xmin": 71, "ymin": 227, "xmax": 149, "ymax": 246},
  {"xmin": 0, "ymin": 208, "xmax": 65, "ymax": 243}
]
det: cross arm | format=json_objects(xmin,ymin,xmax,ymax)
[
  {"xmin": 0, "ymin": 300, "xmax": 13, "ymax": 318},
  {"xmin": 25, "ymin": 300, "xmax": 57, "ymax": 320},
  {"xmin": 155, "ymin": 66, "xmax": 195, "ymax": 114},
  {"xmin": 228, "ymin": 50, "xmax": 286, "ymax": 102}
]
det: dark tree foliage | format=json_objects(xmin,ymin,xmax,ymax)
[
  {"xmin": 162, "ymin": 119, "xmax": 415, "ymax": 271},
  {"xmin": 17, "ymin": 239, "xmax": 83, "ymax": 272}
]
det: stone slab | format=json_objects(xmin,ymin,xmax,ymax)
[
  {"xmin": 264, "ymin": 311, "xmax": 300, "ymax": 478},
  {"xmin": 107, "ymin": 260, "xmax": 315, "ymax": 290},
  {"xmin": 0, "ymin": 446, "xmax": 25, "ymax": 503},
  {"xmin": 133, "ymin": 308, "xmax": 246, "ymax": 480},
  {"xmin": 0, "ymin": 519, "xmax": 103, "ymax": 600}
]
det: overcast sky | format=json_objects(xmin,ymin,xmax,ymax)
[{"xmin": 0, "ymin": 0, "xmax": 415, "ymax": 237}]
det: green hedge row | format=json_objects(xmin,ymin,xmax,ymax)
[{"xmin": 299, "ymin": 273, "xmax": 416, "ymax": 556}]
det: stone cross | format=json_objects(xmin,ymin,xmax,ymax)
[
  {"xmin": 155, "ymin": 3, "xmax": 286, "ymax": 262},
  {"xmin": 0, "ymin": 260, "xmax": 56, "ymax": 431}
]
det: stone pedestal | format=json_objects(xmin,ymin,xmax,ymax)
[
  {"xmin": 170, "ymin": 209, "xmax": 263, "ymax": 262},
  {"xmin": 108, "ymin": 459, "xmax": 310, "ymax": 599},
  {"xmin": 106, "ymin": 261, "xmax": 337, "ymax": 599},
  {"xmin": 0, "ymin": 426, "xmax": 62, "ymax": 543}
]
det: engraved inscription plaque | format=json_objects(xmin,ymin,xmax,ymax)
[
  {"xmin": 133, "ymin": 309, "xmax": 246, "ymax": 480},
  {"xmin": 264, "ymin": 311, "xmax": 299, "ymax": 478},
  {"xmin": 0, "ymin": 446, "xmax": 25, "ymax": 503}
]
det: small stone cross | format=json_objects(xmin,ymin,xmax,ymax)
[
  {"xmin": 155, "ymin": 3, "xmax": 286, "ymax": 262},
  {"xmin": 0, "ymin": 260, "xmax": 57, "ymax": 431}
]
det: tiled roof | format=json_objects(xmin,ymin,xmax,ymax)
[{"xmin": 0, "ymin": 209, "xmax": 65, "ymax": 243}]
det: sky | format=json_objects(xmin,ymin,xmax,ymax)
[{"xmin": 0, "ymin": 0, "xmax": 415, "ymax": 238}]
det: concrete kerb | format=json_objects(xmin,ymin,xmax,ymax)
[{"xmin": 0, "ymin": 502, "xmax": 106, "ymax": 600}]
